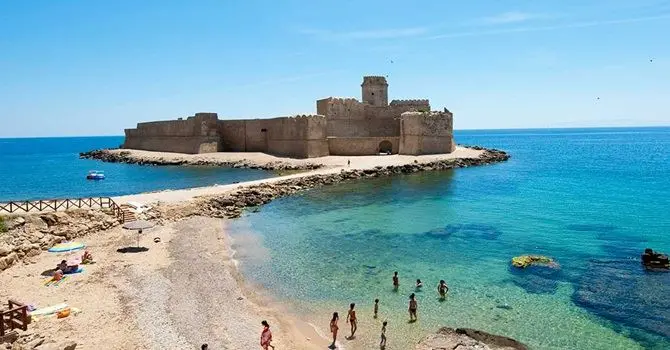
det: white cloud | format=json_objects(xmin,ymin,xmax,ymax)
[
  {"xmin": 479, "ymin": 11, "xmax": 545, "ymax": 25},
  {"xmin": 426, "ymin": 14, "xmax": 670, "ymax": 40},
  {"xmin": 299, "ymin": 27, "xmax": 428, "ymax": 41}
]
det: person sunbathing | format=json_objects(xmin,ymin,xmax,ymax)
[
  {"xmin": 56, "ymin": 260, "xmax": 78, "ymax": 274},
  {"xmin": 81, "ymin": 250, "xmax": 94, "ymax": 264}
]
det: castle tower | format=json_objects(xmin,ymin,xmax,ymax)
[{"xmin": 361, "ymin": 76, "xmax": 388, "ymax": 107}]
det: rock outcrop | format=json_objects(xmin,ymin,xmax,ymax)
[
  {"xmin": 79, "ymin": 149, "xmax": 323, "ymax": 171},
  {"xmin": 0, "ymin": 210, "xmax": 119, "ymax": 272},
  {"xmin": 0, "ymin": 328, "xmax": 77, "ymax": 350},
  {"xmin": 416, "ymin": 327, "xmax": 528, "ymax": 350}
]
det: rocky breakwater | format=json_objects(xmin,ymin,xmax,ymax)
[
  {"xmin": 157, "ymin": 149, "xmax": 510, "ymax": 220},
  {"xmin": 416, "ymin": 327, "xmax": 528, "ymax": 350},
  {"xmin": 0, "ymin": 210, "xmax": 120, "ymax": 272},
  {"xmin": 79, "ymin": 149, "xmax": 323, "ymax": 171}
]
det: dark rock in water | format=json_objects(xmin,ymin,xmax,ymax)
[
  {"xmin": 509, "ymin": 264, "xmax": 563, "ymax": 294},
  {"xmin": 496, "ymin": 304, "xmax": 513, "ymax": 310},
  {"xmin": 573, "ymin": 259, "xmax": 670, "ymax": 343},
  {"xmin": 416, "ymin": 327, "xmax": 528, "ymax": 350},
  {"xmin": 443, "ymin": 223, "xmax": 502, "ymax": 240},
  {"xmin": 424, "ymin": 227, "xmax": 452, "ymax": 239}
]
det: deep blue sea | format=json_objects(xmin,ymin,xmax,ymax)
[
  {"xmin": 228, "ymin": 127, "xmax": 670, "ymax": 350},
  {"xmin": 0, "ymin": 136, "xmax": 272, "ymax": 201}
]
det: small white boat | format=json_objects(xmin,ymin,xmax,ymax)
[{"xmin": 86, "ymin": 170, "xmax": 105, "ymax": 180}]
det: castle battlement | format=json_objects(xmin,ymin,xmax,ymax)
[
  {"xmin": 390, "ymin": 99, "xmax": 430, "ymax": 106},
  {"xmin": 362, "ymin": 76, "xmax": 388, "ymax": 85}
]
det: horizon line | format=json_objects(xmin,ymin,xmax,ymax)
[{"xmin": 1, "ymin": 124, "xmax": 668, "ymax": 139}]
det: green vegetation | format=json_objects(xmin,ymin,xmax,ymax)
[{"xmin": 0, "ymin": 216, "xmax": 7, "ymax": 233}]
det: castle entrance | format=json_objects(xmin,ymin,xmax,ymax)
[{"xmin": 379, "ymin": 140, "xmax": 393, "ymax": 154}]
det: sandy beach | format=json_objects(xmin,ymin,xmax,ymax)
[{"xmin": 0, "ymin": 216, "xmax": 330, "ymax": 349}]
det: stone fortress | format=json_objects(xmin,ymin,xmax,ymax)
[{"xmin": 122, "ymin": 76, "xmax": 455, "ymax": 158}]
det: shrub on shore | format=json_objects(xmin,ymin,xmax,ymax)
[{"xmin": 0, "ymin": 216, "xmax": 7, "ymax": 233}]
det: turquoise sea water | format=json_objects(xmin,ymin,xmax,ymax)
[
  {"xmin": 0, "ymin": 136, "xmax": 273, "ymax": 201},
  {"xmin": 229, "ymin": 127, "xmax": 670, "ymax": 350}
]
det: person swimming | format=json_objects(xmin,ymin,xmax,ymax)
[
  {"xmin": 438, "ymin": 280, "xmax": 449, "ymax": 299},
  {"xmin": 408, "ymin": 293, "xmax": 418, "ymax": 322},
  {"xmin": 347, "ymin": 303, "xmax": 357, "ymax": 338},
  {"xmin": 380, "ymin": 321, "xmax": 388, "ymax": 348},
  {"xmin": 374, "ymin": 298, "xmax": 379, "ymax": 318},
  {"xmin": 415, "ymin": 279, "xmax": 423, "ymax": 290},
  {"xmin": 330, "ymin": 312, "xmax": 339, "ymax": 349},
  {"xmin": 393, "ymin": 272, "xmax": 399, "ymax": 290}
]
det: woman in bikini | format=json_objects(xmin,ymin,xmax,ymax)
[
  {"xmin": 408, "ymin": 293, "xmax": 418, "ymax": 322},
  {"xmin": 346, "ymin": 303, "xmax": 357, "ymax": 338},
  {"xmin": 330, "ymin": 312, "xmax": 339, "ymax": 349},
  {"xmin": 260, "ymin": 320, "xmax": 274, "ymax": 350}
]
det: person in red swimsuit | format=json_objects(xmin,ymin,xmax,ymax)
[{"xmin": 260, "ymin": 320, "xmax": 274, "ymax": 349}]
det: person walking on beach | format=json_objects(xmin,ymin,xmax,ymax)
[
  {"xmin": 330, "ymin": 312, "xmax": 339, "ymax": 349},
  {"xmin": 380, "ymin": 321, "xmax": 388, "ymax": 348},
  {"xmin": 374, "ymin": 298, "xmax": 379, "ymax": 318},
  {"xmin": 392, "ymin": 271, "xmax": 399, "ymax": 291},
  {"xmin": 260, "ymin": 320, "xmax": 275, "ymax": 350},
  {"xmin": 346, "ymin": 303, "xmax": 357, "ymax": 338},
  {"xmin": 408, "ymin": 293, "xmax": 418, "ymax": 322},
  {"xmin": 438, "ymin": 280, "xmax": 449, "ymax": 300},
  {"xmin": 348, "ymin": 159, "xmax": 351, "ymax": 167}
]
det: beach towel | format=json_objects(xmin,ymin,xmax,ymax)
[
  {"xmin": 29, "ymin": 303, "xmax": 68, "ymax": 317},
  {"xmin": 44, "ymin": 275, "xmax": 68, "ymax": 287}
]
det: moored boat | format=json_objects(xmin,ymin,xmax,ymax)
[{"xmin": 86, "ymin": 170, "xmax": 105, "ymax": 180}]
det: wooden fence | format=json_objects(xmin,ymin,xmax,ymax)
[{"xmin": 0, "ymin": 197, "xmax": 124, "ymax": 221}]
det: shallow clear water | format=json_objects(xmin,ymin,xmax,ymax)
[
  {"xmin": 0, "ymin": 136, "xmax": 274, "ymax": 201},
  {"xmin": 229, "ymin": 127, "xmax": 670, "ymax": 350}
]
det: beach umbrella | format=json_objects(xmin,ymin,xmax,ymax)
[
  {"xmin": 122, "ymin": 220, "xmax": 154, "ymax": 247},
  {"xmin": 48, "ymin": 241, "xmax": 85, "ymax": 253}
]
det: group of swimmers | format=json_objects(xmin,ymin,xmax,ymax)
[
  {"xmin": 327, "ymin": 272, "xmax": 450, "ymax": 349},
  {"xmin": 198, "ymin": 272, "xmax": 448, "ymax": 349}
]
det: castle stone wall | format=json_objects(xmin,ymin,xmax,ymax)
[
  {"xmin": 327, "ymin": 136, "xmax": 399, "ymax": 156},
  {"xmin": 123, "ymin": 113, "xmax": 220, "ymax": 154},
  {"xmin": 399, "ymin": 111, "xmax": 455, "ymax": 155},
  {"xmin": 218, "ymin": 120, "xmax": 247, "ymax": 152}
]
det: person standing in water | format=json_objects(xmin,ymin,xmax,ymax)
[
  {"xmin": 408, "ymin": 293, "xmax": 418, "ymax": 322},
  {"xmin": 380, "ymin": 321, "xmax": 388, "ymax": 348},
  {"xmin": 330, "ymin": 312, "xmax": 339, "ymax": 349},
  {"xmin": 346, "ymin": 303, "xmax": 357, "ymax": 338},
  {"xmin": 437, "ymin": 280, "xmax": 449, "ymax": 299},
  {"xmin": 393, "ymin": 272, "xmax": 399, "ymax": 290},
  {"xmin": 374, "ymin": 298, "xmax": 379, "ymax": 318},
  {"xmin": 260, "ymin": 320, "xmax": 274, "ymax": 350}
]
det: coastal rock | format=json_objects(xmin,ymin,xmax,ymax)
[
  {"xmin": 0, "ymin": 244, "xmax": 12, "ymax": 257},
  {"xmin": 0, "ymin": 210, "xmax": 120, "ymax": 272},
  {"xmin": 0, "ymin": 252, "xmax": 18, "ymax": 270},
  {"xmin": 415, "ymin": 327, "xmax": 528, "ymax": 350}
]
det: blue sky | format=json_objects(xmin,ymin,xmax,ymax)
[{"xmin": 1, "ymin": 0, "xmax": 669, "ymax": 137}]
